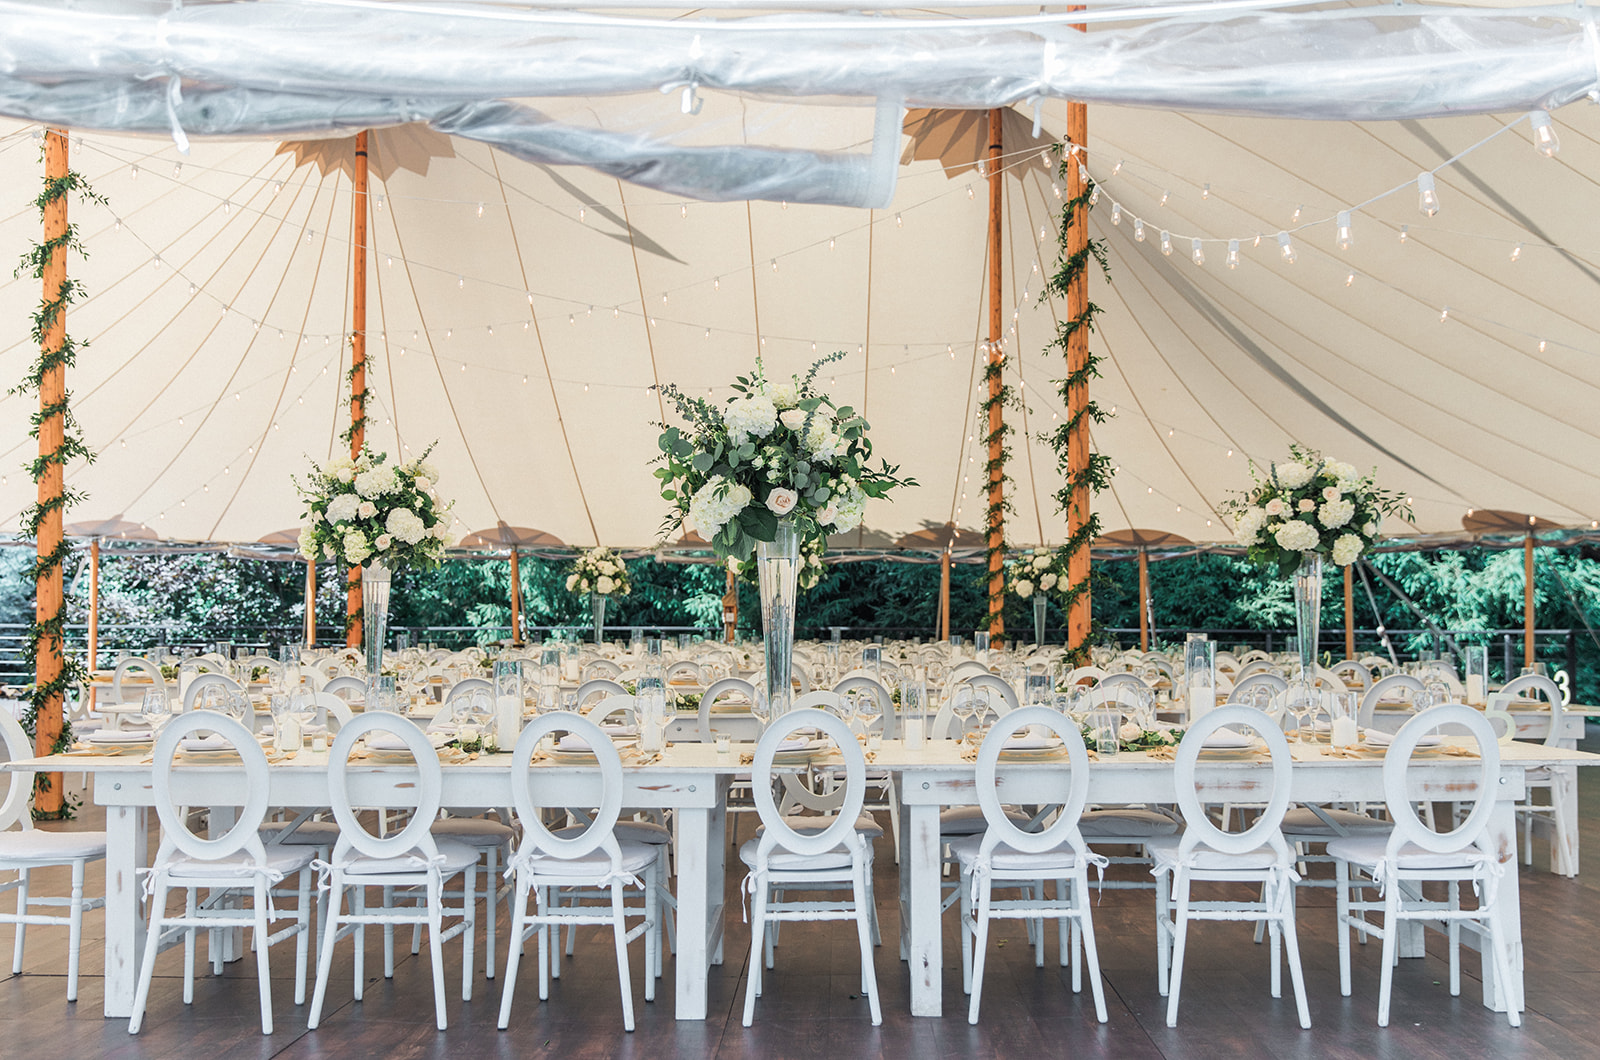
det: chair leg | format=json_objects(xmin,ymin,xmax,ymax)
[
  {"xmin": 1335, "ymin": 859, "xmax": 1352, "ymax": 997},
  {"xmin": 254, "ymin": 882, "xmax": 275, "ymax": 1035},
  {"xmin": 1074, "ymin": 871, "xmax": 1109, "ymax": 1023},
  {"xmin": 643, "ymin": 872, "xmax": 658, "ymax": 1004},
  {"xmin": 967, "ymin": 879, "xmax": 993, "ymax": 1025},
  {"xmin": 610, "ymin": 882, "xmax": 635, "ymax": 1032},
  {"xmin": 959, "ymin": 870, "xmax": 973, "ymax": 995},
  {"xmin": 183, "ymin": 889, "xmax": 198, "ymax": 1005},
  {"xmin": 352, "ymin": 886, "xmax": 366, "ymax": 1001},
  {"xmin": 498, "ymin": 879, "xmax": 530, "ymax": 1030},
  {"xmin": 427, "ymin": 878, "xmax": 448, "ymax": 1031},
  {"xmin": 1448, "ymin": 880, "xmax": 1462, "ymax": 997},
  {"xmin": 1279, "ymin": 895, "xmax": 1312, "ymax": 1029},
  {"xmin": 484, "ymin": 847, "xmax": 499, "ymax": 980},
  {"xmin": 853, "ymin": 867, "xmax": 881, "ymax": 1026},
  {"xmin": 1165, "ymin": 873, "xmax": 1192, "ymax": 1028},
  {"xmin": 461, "ymin": 868, "xmax": 477, "ymax": 1003},
  {"xmin": 294, "ymin": 867, "xmax": 311, "ymax": 1006},
  {"xmin": 1376, "ymin": 882, "xmax": 1400, "ymax": 1027},
  {"xmin": 1155, "ymin": 870, "xmax": 1171, "ymax": 997},
  {"xmin": 128, "ymin": 879, "xmax": 168, "ymax": 1035},
  {"xmin": 67, "ymin": 861, "xmax": 86, "ymax": 1002},
  {"xmin": 742, "ymin": 884, "xmax": 765, "ymax": 1027},
  {"xmin": 308, "ymin": 881, "xmax": 343, "ymax": 1029},
  {"xmin": 537, "ymin": 888, "xmax": 551, "ymax": 1001},
  {"xmin": 11, "ymin": 867, "xmax": 28, "ymax": 975}
]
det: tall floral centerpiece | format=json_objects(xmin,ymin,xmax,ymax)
[
  {"xmin": 567, "ymin": 547, "xmax": 631, "ymax": 644},
  {"xmin": 1222, "ymin": 445, "xmax": 1411, "ymax": 677},
  {"xmin": 1009, "ymin": 547, "xmax": 1067, "ymax": 645},
  {"xmin": 654, "ymin": 352, "xmax": 913, "ymax": 718},
  {"xmin": 296, "ymin": 446, "xmax": 453, "ymax": 675}
]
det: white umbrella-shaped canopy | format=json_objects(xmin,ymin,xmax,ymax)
[{"xmin": 1, "ymin": 6, "xmax": 1598, "ymax": 550}]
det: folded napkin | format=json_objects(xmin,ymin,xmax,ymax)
[
  {"xmin": 366, "ymin": 730, "xmax": 448, "ymax": 753},
  {"xmin": 179, "ymin": 733, "xmax": 231, "ymax": 752},
  {"xmin": 1202, "ymin": 728, "xmax": 1256, "ymax": 749},
  {"xmin": 87, "ymin": 729, "xmax": 155, "ymax": 745},
  {"xmin": 1003, "ymin": 732, "xmax": 1062, "ymax": 751},
  {"xmin": 1361, "ymin": 728, "xmax": 1443, "ymax": 749}
]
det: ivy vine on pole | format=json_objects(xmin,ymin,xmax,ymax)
[
  {"xmin": 980, "ymin": 341, "xmax": 1022, "ymax": 628},
  {"xmin": 12, "ymin": 131, "xmax": 104, "ymax": 814},
  {"xmin": 1041, "ymin": 145, "xmax": 1115, "ymax": 664}
]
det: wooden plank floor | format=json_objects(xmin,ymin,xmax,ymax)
[{"xmin": 3, "ymin": 733, "xmax": 1596, "ymax": 1059}]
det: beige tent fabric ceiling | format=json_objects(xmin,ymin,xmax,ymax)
[{"xmin": 2, "ymin": 93, "xmax": 1599, "ymax": 551}]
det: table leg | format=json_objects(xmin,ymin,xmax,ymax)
[
  {"xmin": 907, "ymin": 803, "xmax": 942, "ymax": 1017},
  {"xmin": 103, "ymin": 804, "xmax": 147, "ymax": 1018},
  {"xmin": 709, "ymin": 779, "xmax": 728, "ymax": 965},
  {"xmin": 1481, "ymin": 798, "xmax": 1524, "ymax": 1013},
  {"xmin": 674, "ymin": 805, "xmax": 714, "ymax": 1019},
  {"xmin": 1550, "ymin": 765, "xmax": 1579, "ymax": 877}
]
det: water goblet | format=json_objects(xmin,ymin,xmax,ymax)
[{"xmin": 141, "ymin": 688, "xmax": 172, "ymax": 735}]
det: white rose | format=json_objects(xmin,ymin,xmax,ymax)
[
  {"xmin": 357, "ymin": 500, "xmax": 377, "ymax": 520},
  {"xmin": 325, "ymin": 494, "xmax": 360, "ymax": 524},
  {"xmin": 1039, "ymin": 572, "xmax": 1058, "ymax": 591},
  {"xmin": 1318, "ymin": 498, "xmax": 1355, "ymax": 529},
  {"xmin": 334, "ymin": 466, "xmax": 355, "ymax": 483},
  {"xmin": 766, "ymin": 488, "xmax": 799, "ymax": 516},
  {"xmin": 1273, "ymin": 519, "xmax": 1320, "ymax": 552},
  {"xmin": 1363, "ymin": 522, "xmax": 1377, "ymax": 536},
  {"xmin": 1119, "ymin": 722, "xmax": 1143, "ymax": 742},
  {"xmin": 1032, "ymin": 554, "xmax": 1050, "ymax": 571},
  {"xmin": 413, "ymin": 475, "xmax": 431, "ymax": 493},
  {"xmin": 566, "ymin": 574, "xmax": 578, "ymax": 592},
  {"xmin": 1264, "ymin": 498, "xmax": 1287, "ymax": 517},
  {"xmin": 1015, "ymin": 579, "xmax": 1034, "ymax": 599},
  {"xmin": 779, "ymin": 409, "xmax": 808, "ymax": 432},
  {"xmin": 323, "ymin": 543, "xmax": 335, "ymax": 558},
  {"xmin": 1332, "ymin": 533, "xmax": 1363, "ymax": 566},
  {"xmin": 1275, "ymin": 462, "xmax": 1314, "ymax": 489},
  {"xmin": 1297, "ymin": 498, "xmax": 1316, "ymax": 513},
  {"xmin": 597, "ymin": 575, "xmax": 616, "ymax": 595},
  {"xmin": 1322, "ymin": 486, "xmax": 1342, "ymax": 502},
  {"xmin": 817, "ymin": 504, "xmax": 839, "ymax": 527}
]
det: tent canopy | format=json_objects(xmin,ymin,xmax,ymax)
[{"xmin": 2, "ymin": 2, "xmax": 1599, "ymax": 552}]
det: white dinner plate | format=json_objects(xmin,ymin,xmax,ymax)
[
  {"xmin": 1201, "ymin": 728, "xmax": 1256, "ymax": 749},
  {"xmin": 366, "ymin": 730, "xmax": 451, "ymax": 753}
]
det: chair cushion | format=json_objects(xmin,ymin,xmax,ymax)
[
  {"xmin": 553, "ymin": 820, "xmax": 671, "ymax": 846},
  {"xmin": 0, "ymin": 828, "xmax": 108, "ymax": 862},
  {"xmin": 939, "ymin": 805, "xmax": 1030, "ymax": 837},
  {"xmin": 521, "ymin": 839, "xmax": 659, "ymax": 879},
  {"xmin": 429, "ymin": 817, "xmax": 516, "ymax": 846},
  {"xmin": 1078, "ymin": 809, "xmax": 1180, "ymax": 839},
  {"xmin": 1325, "ymin": 834, "xmax": 1490, "ymax": 872},
  {"xmin": 165, "ymin": 844, "xmax": 316, "ymax": 880},
  {"xmin": 1280, "ymin": 806, "xmax": 1393, "ymax": 838},
  {"xmin": 342, "ymin": 838, "xmax": 481, "ymax": 877},
  {"xmin": 946, "ymin": 835, "xmax": 1087, "ymax": 874},
  {"xmin": 1146, "ymin": 836, "xmax": 1283, "ymax": 872},
  {"xmin": 259, "ymin": 819, "xmax": 342, "ymax": 846},
  {"xmin": 738, "ymin": 837, "xmax": 857, "ymax": 872},
  {"xmin": 757, "ymin": 812, "xmax": 884, "ymax": 840}
]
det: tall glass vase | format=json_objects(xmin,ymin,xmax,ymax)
[
  {"xmin": 1033, "ymin": 595, "xmax": 1048, "ymax": 646},
  {"xmin": 1292, "ymin": 552, "xmax": 1323, "ymax": 679},
  {"xmin": 756, "ymin": 516, "xmax": 800, "ymax": 721},
  {"xmin": 362, "ymin": 561, "xmax": 392, "ymax": 677},
  {"xmin": 591, "ymin": 592, "xmax": 607, "ymax": 645}
]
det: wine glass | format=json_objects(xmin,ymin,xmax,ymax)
[
  {"xmin": 855, "ymin": 687, "xmax": 883, "ymax": 739},
  {"xmin": 141, "ymin": 688, "xmax": 172, "ymax": 735},
  {"xmin": 224, "ymin": 688, "xmax": 252, "ymax": 729},
  {"xmin": 750, "ymin": 689, "xmax": 772, "ymax": 728},
  {"xmin": 952, "ymin": 686, "xmax": 977, "ymax": 738}
]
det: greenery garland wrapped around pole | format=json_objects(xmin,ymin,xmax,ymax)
[
  {"xmin": 982, "ymin": 107, "xmax": 1015, "ymax": 637},
  {"xmin": 1042, "ymin": 125, "xmax": 1115, "ymax": 665},
  {"xmin": 13, "ymin": 129, "xmax": 104, "ymax": 816},
  {"xmin": 343, "ymin": 129, "xmax": 371, "ymax": 647}
]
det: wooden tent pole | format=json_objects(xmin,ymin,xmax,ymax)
[
  {"xmin": 1064, "ymin": 100, "xmax": 1092, "ymax": 653},
  {"xmin": 32, "ymin": 129, "xmax": 70, "ymax": 809},
  {"xmin": 1138, "ymin": 547, "xmax": 1150, "ymax": 650},
  {"xmin": 939, "ymin": 547, "xmax": 952, "ymax": 642},
  {"xmin": 88, "ymin": 537, "xmax": 100, "ymax": 673},
  {"xmin": 985, "ymin": 108, "xmax": 1005, "ymax": 638},
  {"xmin": 509, "ymin": 546, "xmax": 524, "ymax": 645},
  {"xmin": 723, "ymin": 568, "xmax": 738, "ymax": 644},
  {"xmin": 1343, "ymin": 565, "xmax": 1355, "ymax": 660},
  {"xmin": 1525, "ymin": 531, "xmax": 1536, "ymax": 668},
  {"xmin": 304, "ymin": 560, "xmax": 317, "ymax": 646},
  {"xmin": 345, "ymin": 129, "xmax": 370, "ymax": 648}
]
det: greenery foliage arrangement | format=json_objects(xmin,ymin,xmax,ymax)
[
  {"xmin": 653, "ymin": 352, "xmax": 914, "ymax": 562},
  {"xmin": 295, "ymin": 445, "xmax": 453, "ymax": 571}
]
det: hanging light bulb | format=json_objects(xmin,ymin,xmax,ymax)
[
  {"xmin": 1277, "ymin": 231, "xmax": 1297, "ymax": 264},
  {"xmin": 1345, "ymin": 272, "xmax": 1356, "ymax": 287},
  {"xmin": 895, "ymin": 213, "xmax": 903, "ymax": 227},
  {"xmin": 1226, "ymin": 239, "xmax": 1240, "ymax": 269},
  {"xmin": 1510, "ymin": 243, "xmax": 1524, "ymax": 263},
  {"xmin": 1528, "ymin": 110, "xmax": 1560, "ymax": 156},
  {"xmin": 578, "ymin": 207, "xmax": 586, "ymax": 222},
  {"xmin": 681, "ymin": 204, "xmax": 688, "ymax": 218},
  {"xmin": 1439, "ymin": 306, "xmax": 1450, "ymax": 323},
  {"xmin": 1416, "ymin": 172, "xmax": 1439, "ymax": 216},
  {"xmin": 1134, "ymin": 219, "xmax": 1145, "ymax": 242},
  {"xmin": 1399, "ymin": 224, "xmax": 1410, "ymax": 243},
  {"xmin": 1088, "ymin": 185, "xmax": 1100, "ymax": 206},
  {"xmin": 1191, "ymin": 238, "xmax": 1204, "ymax": 266},
  {"xmin": 1111, "ymin": 160, "xmax": 1123, "ymax": 175},
  {"xmin": 1291, "ymin": 204, "xmax": 1303, "ymax": 223},
  {"xmin": 1538, "ymin": 339, "xmax": 1548, "ymax": 353},
  {"xmin": 475, "ymin": 202, "xmax": 484, "ymax": 218},
  {"xmin": 1159, "ymin": 230, "xmax": 1172, "ymax": 256},
  {"xmin": 1336, "ymin": 211, "xmax": 1353, "ymax": 251},
  {"xmin": 1201, "ymin": 182, "xmax": 1211, "ymax": 200},
  {"xmin": 713, "ymin": 276, "xmax": 720, "ymax": 290},
  {"xmin": 1111, "ymin": 203, "xmax": 1122, "ymax": 225},
  {"xmin": 1159, "ymin": 190, "xmax": 1169, "ymax": 207}
]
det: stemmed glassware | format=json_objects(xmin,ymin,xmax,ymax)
[
  {"xmin": 952, "ymin": 685, "xmax": 978, "ymax": 738},
  {"xmin": 141, "ymin": 688, "xmax": 173, "ymax": 736}
]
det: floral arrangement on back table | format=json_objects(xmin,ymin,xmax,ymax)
[
  {"xmin": 653, "ymin": 351, "xmax": 915, "ymax": 561},
  {"xmin": 1008, "ymin": 546, "xmax": 1067, "ymax": 600},
  {"xmin": 296, "ymin": 444, "xmax": 454, "ymax": 569},
  {"xmin": 1222, "ymin": 444, "xmax": 1412, "ymax": 576},
  {"xmin": 567, "ymin": 546, "xmax": 631, "ymax": 597}
]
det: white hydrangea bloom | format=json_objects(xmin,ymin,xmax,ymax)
[
  {"xmin": 596, "ymin": 575, "xmax": 616, "ymax": 595},
  {"xmin": 1032, "ymin": 553, "xmax": 1051, "ymax": 571},
  {"xmin": 1015, "ymin": 578, "xmax": 1034, "ymax": 599},
  {"xmin": 767, "ymin": 377, "xmax": 801, "ymax": 408},
  {"xmin": 829, "ymin": 489, "xmax": 867, "ymax": 534},
  {"xmin": 1273, "ymin": 519, "xmax": 1320, "ymax": 552},
  {"xmin": 688, "ymin": 476, "xmax": 753, "ymax": 540},
  {"xmin": 1275, "ymin": 462, "xmax": 1314, "ymax": 489},
  {"xmin": 325, "ymin": 494, "xmax": 360, "ymax": 524},
  {"xmin": 1039, "ymin": 572, "xmax": 1058, "ymax": 591},
  {"xmin": 1332, "ymin": 533, "xmax": 1363, "ymax": 566},
  {"xmin": 1324, "ymin": 460, "xmax": 1358, "ymax": 484},
  {"xmin": 724, "ymin": 394, "xmax": 778, "ymax": 445},
  {"xmin": 566, "ymin": 573, "xmax": 578, "ymax": 592},
  {"xmin": 1234, "ymin": 506, "xmax": 1268, "ymax": 546},
  {"xmin": 297, "ymin": 526, "xmax": 317, "ymax": 560},
  {"xmin": 354, "ymin": 464, "xmax": 397, "ymax": 499},
  {"xmin": 1318, "ymin": 498, "xmax": 1355, "ymax": 529},
  {"xmin": 386, "ymin": 507, "xmax": 426, "ymax": 545},
  {"xmin": 343, "ymin": 531, "xmax": 372, "ymax": 564}
]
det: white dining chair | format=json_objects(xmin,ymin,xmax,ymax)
[
  {"xmin": 322, "ymin": 675, "xmax": 366, "ymax": 700},
  {"xmin": 497, "ymin": 711, "xmax": 661, "ymax": 1031},
  {"xmin": 0, "ymin": 709, "xmax": 107, "ymax": 1002},
  {"xmin": 742, "ymin": 707, "xmax": 880, "ymax": 1027},
  {"xmin": 1147, "ymin": 705, "xmax": 1311, "ymax": 1029},
  {"xmin": 1328, "ymin": 703, "xmax": 1520, "ymax": 1027},
  {"xmin": 1497, "ymin": 673, "xmax": 1573, "ymax": 872},
  {"xmin": 575, "ymin": 677, "xmax": 628, "ymax": 708},
  {"xmin": 307, "ymin": 712, "xmax": 480, "ymax": 1031},
  {"xmin": 1227, "ymin": 671, "xmax": 1288, "ymax": 703},
  {"xmin": 181, "ymin": 672, "xmax": 244, "ymax": 713},
  {"xmin": 952, "ymin": 706, "xmax": 1108, "ymax": 1025},
  {"xmin": 1358, "ymin": 673, "xmax": 1426, "ymax": 728},
  {"xmin": 128, "ymin": 711, "xmax": 315, "ymax": 1035}
]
